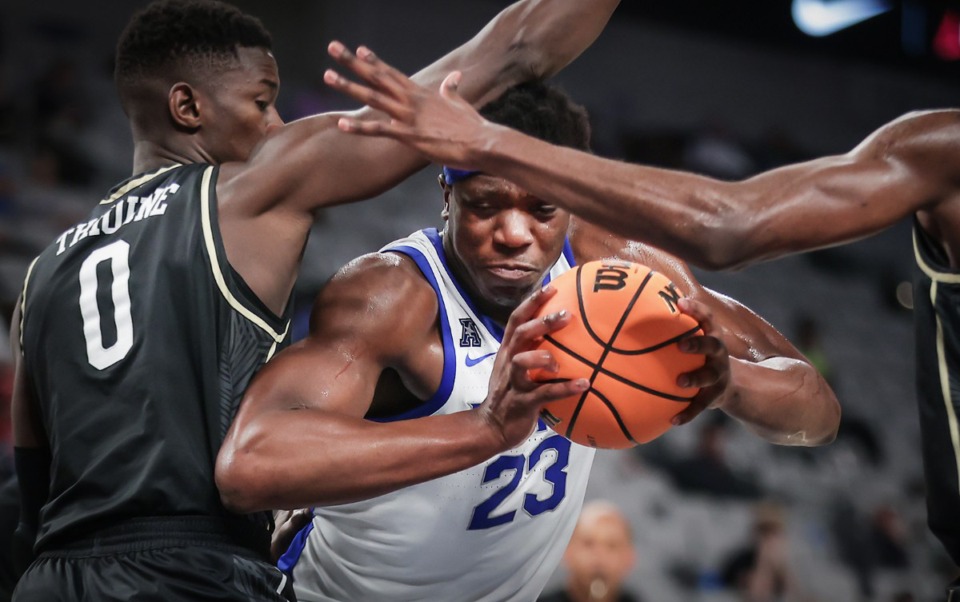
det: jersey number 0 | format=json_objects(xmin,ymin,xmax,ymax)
[{"xmin": 78, "ymin": 240, "xmax": 134, "ymax": 370}]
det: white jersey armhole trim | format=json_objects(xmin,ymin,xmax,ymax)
[
  {"xmin": 199, "ymin": 165, "xmax": 285, "ymax": 343},
  {"xmin": 929, "ymin": 281, "xmax": 960, "ymax": 494},
  {"xmin": 18, "ymin": 256, "xmax": 39, "ymax": 352},
  {"xmin": 99, "ymin": 164, "xmax": 182, "ymax": 205},
  {"xmin": 914, "ymin": 229, "xmax": 960, "ymax": 283}
]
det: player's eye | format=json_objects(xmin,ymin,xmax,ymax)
[
  {"xmin": 463, "ymin": 199, "xmax": 494, "ymax": 213},
  {"xmin": 255, "ymin": 100, "xmax": 269, "ymax": 111}
]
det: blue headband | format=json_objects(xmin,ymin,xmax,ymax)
[{"xmin": 442, "ymin": 166, "xmax": 481, "ymax": 185}]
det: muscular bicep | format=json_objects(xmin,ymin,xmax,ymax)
[
  {"xmin": 233, "ymin": 253, "xmax": 438, "ymax": 424},
  {"xmin": 728, "ymin": 111, "xmax": 959, "ymax": 263}
]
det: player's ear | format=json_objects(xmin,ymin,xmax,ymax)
[
  {"xmin": 168, "ymin": 82, "xmax": 201, "ymax": 130},
  {"xmin": 439, "ymin": 174, "xmax": 451, "ymax": 221}
]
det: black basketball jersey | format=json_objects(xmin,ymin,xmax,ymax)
[
  {"xmin": 18, "ymin": 163, "xmax": 290, "ymax": 552},
  {"xmin": 912, "ymin": 218, "xmax": 960, "ymax": 565}
]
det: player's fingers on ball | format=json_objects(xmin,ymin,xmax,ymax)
[
  {"xmin": 532, "ymin": 378, "xmax": 590, "ymax": 403},
  {"xmin": 503, "ymin": 284, "xmax": 557, "ymax": 340},
  {"xmin": 677, "ymin": 363, "xmax": 722, "ymax": 389},
  {"xmin": 520, "ymin": 283, "xmax": 557, "ymax": 318},
  {"xmin": 508, "ymin": 352, "xmax": 549, "ymax": 391},
  {"xmin": 671, "ymin": 401, "xmax": 709, "ymax": 426},
  {"xmin": 678, "ymin": 297, "xmax": 715, "ymax": 332},
  {"xmin": 513, "ymin": 309, "xmax": 571, "ymax": 345},
  {"xmin": 678, "ymin": 334, "xmax": 725, "ymax": 357},
  {"xmin": 512, "ymin": 349, "xmax": 558, "ymax": 373}
]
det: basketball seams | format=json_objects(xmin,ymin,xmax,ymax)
[
  {"xmin": 609, "ymin": 324, "xmax": 702, "ymax": 355},
  {"xmin": 565, "ymin": 270, "xmax": 654, "ymax": 440},
  {"xmin": 542, "ymin": 335, "xmax": 695, "ymax": 402},
  {"xmin": 586, "ymin": 388, "xmax": 640, "ymax": 447},
  {"xmin": 574, "ymin": 265, "xmax": 609, "ymax": 348}
]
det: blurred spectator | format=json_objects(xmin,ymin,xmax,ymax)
[
  {"xmin": 794, "ymin": 314, "xmax": 834, "ymax": 387},
  {"xmin": 539, "ymin": 500, "xmax": 643, "ymax": 602},
  {"xmin": 682, "ymin": 122, "xmax": 757, "ymax": 180},
  {"xmin": 870, "ymin": 505, "xmax": 910, "ymax": 570},
  {"xmin": 665, "ymin": 413, "xmax": 764, "ymax": 500},
  {"xmin": 720, "ymin": 502, "xmax": 817, "ymax": 602},
  {"xmin": 31, "ymin": 59, "xmax": 94, "ymax": 187}
]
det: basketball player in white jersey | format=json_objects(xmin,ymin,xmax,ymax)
[
  {"xmin": 323, "ymin": 35, "xmax": 960, "ymax": 597},
  {"xmin": 220, "ymin": 80, "xmax": 840, "ymax": 601}
]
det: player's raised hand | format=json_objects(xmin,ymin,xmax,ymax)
[
  {"xmin": 324, "ymin": 41, "xmax": 489, "ymax": 169},
  {"xmin": 478, "ymin": 285, "xmax": 589, "ymax": 450},
  {"xmin": 671, "ymin": 297, "xmax": 732, "ymax": 426}
]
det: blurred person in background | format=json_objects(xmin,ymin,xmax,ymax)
[
  {"xmin": 539, "ymin": 500, "xmax": 643, "ymax": 602},
  {"xmin": 721, "ymin": 502, "xmax": 818, "ymax": 602}
]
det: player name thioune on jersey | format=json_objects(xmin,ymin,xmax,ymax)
[{"xmin": 54, "ymin": 183, "xmax": 182, "ymax": 256}]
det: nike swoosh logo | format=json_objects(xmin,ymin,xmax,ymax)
[
  {"xmin": 792, "ymin": 0, "xmax": 892, "ymax": 36},
  {"xmin": 464, "ymin": 352, "xmax": 497, "ymax": 367}
]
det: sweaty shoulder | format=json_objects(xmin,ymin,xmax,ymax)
[
  {"xmin": 860, "ymin": 109, "xmax": 960, "ymax": 166},
  {"xmin": 568, "ymin": 218, "xmax": 700, "ymax": 293},
  {"xmin": 307, "ymin": 252, "xmax": 439, "ymax": 361}
]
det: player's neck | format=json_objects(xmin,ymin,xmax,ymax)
[{"xmin": 131, "ymin": 139, "xmax": 213, "ymax": 176}]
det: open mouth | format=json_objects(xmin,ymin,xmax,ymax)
[{"xmin": 485, "ymin": 265, "xmax": 537, "ymax": 282}]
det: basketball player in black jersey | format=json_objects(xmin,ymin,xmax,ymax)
[
  {"xmin": 318, "ymin": 48, "xmax": 960, "ymax": 597},
  {"xmin": 8, "ymin": 0, "xmax": 621, "ymax": 599}
]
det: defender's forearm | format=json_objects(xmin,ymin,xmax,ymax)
[{"xmin": 719, "ymin": 356, "xmax": 840, "ymax": 446}]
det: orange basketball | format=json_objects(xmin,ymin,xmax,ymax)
[{"xmin": 532, "ymin": 260, "xmax": 705, "ymax": 449}]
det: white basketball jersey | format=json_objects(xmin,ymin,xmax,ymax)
[{"xmin": 283, "ymin": 228, "xmax": 596, "ymax": 602}]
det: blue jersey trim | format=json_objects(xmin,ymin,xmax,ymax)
[
  {"xmin": 423, "ymin": 228, "xmax": 506, "ymax": 342},
  {"xmin": 277, "ymin": 518, "xmax": 314, "ymax": 575},
  {"xmin": 371, "ymin": 243, "xmax": 457, "ymax": 422},
  {"xmin": 562, "ymin": 237, "xmax": 576, "ymax": 269},
  {"xmin": 541, "ymin": 237, "xmax": 577, "ymax": 287}
]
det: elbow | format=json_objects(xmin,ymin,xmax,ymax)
[
  {"xmin": 215, "ymin": 433, "xmax": 275, "ymax": 515},
  {"xmin": 681, "ymin": 218, "xmax": 753, "ymax": 272},
  {"xmin": 793, "ymin": 379, "xmax": 842, "ymax": 448},
  {"xmin": 678, "ymin": 186, "xmax": 772, "ymax": 271},
  {"xmin": 813, "ymin": 393, "xmax": 842, "ymax": 446}
]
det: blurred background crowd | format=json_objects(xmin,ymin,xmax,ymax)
[{"xmin": 0, "ymin": 1, "xmax": 958, "ymax": 600}]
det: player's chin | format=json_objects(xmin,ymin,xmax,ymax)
[{"xmin": 487, "ymin": 282, "xmax": 539, "ymax": 308}]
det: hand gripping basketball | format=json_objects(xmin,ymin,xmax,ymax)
[
  {"xmin": 477, "ymin": 285, "xmax": 589, "ymax": 451},
  {"xmin": 530, "ymin": 261, "xmax": 709, "ymax": 448}
]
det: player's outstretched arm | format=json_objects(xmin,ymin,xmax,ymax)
[
  {"xmin": 329, "ymin": 55, "xmax": 959, "ymax": 270},
  {"xmin": 220, "ymin": 0, "xmax": 618, "ymax": 217},
  {"xmin": 571, "ymin": 224, "xmax": 840, "ymax": 445},
  {"xmin": 215, "ymin": 258, "xmax": 586, "ymax": 513}
]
